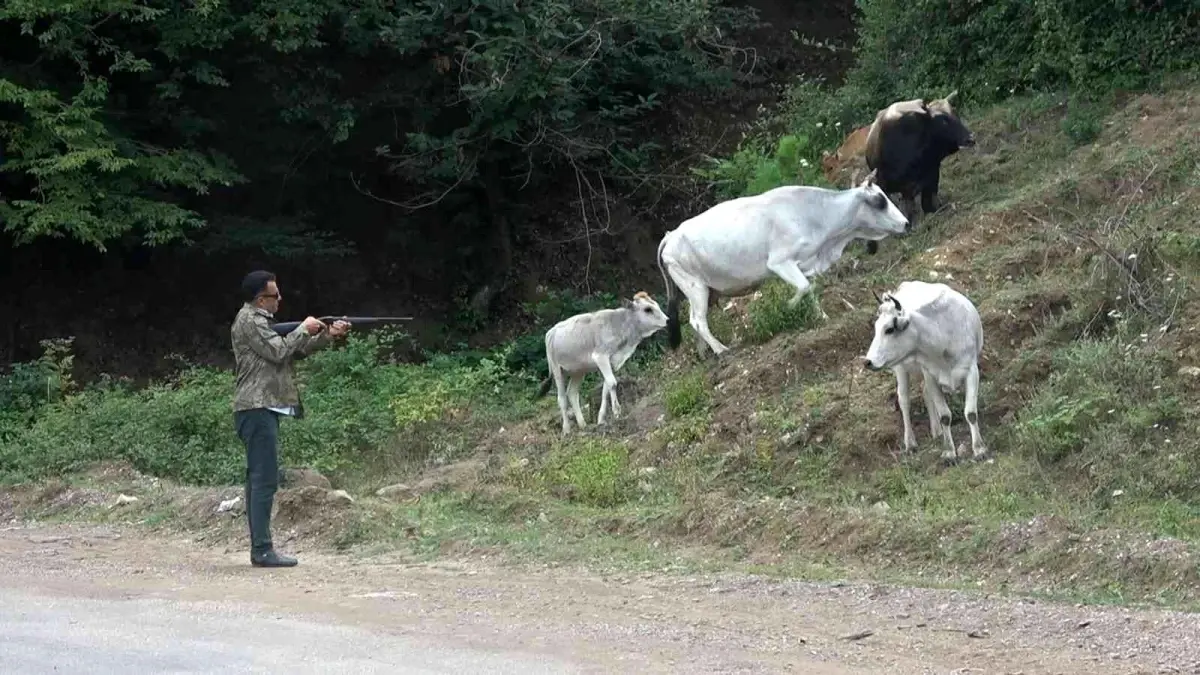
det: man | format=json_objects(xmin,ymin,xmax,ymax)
[{"xmin": 230, "ymin": 270, "xmax": 350, "ymax": 567}]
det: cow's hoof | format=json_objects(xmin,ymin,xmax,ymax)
[{"xmin": 939, "ymin": 454, "xmax": 961, "ymax": 467}]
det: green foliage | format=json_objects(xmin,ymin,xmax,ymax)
[
  {"xmin": 0, "ymin": 367, "xmax": 241, "ymax": 485},
  {"xmin": 695, "ymin": 1, "xmax": 1199, "ymax": 208},
  {"xmin": 0, "ymin": 338, "xmax": 76, "ymax": 440},
  {"xmin": 388, "ymin": 348, "xmax": 519, "ymax": 429},
  {"xmin": 0, "ymin": 2, "xmax": 245, "ymax": 249},
  {"xmin": 849, "ymin": 0, "xmax": 1200, "ymax": 107},
  {"xmin": 693, "ymin": 133, "xmax": 827, "ymax": 201},
  {"xmin": 744, "ymin": 280, "xmax": 824, "ymax": 345},
  {"xmin": 1014, "ymin": 339, "xmax": 1185, "ymax": 476},
  {"xmin": 0, "ymin": 331, "xmax": 540, "ymax": 485},
  {"xmin": 540, "ymin": 437, "xmax": 634, "ymax": 507},
  {"xmin": 663, "ymin": 369, "xmax": 709, "ymax": 418},
  {"xmin": 1016, "ymin": 393, "xmax": 1103, "ymax": 463},
  {"xmin": 1060, "ymin": 94, "xmax": 1108, "ymax": 146},
  {"xmin": 383, "ymin": 0, "xmax": 754, "ymax": 190},
  {"xmin": 1, "ymin": 0, "xmax": 752, "ymax": 252}
]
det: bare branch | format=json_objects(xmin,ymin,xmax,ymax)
[
  {"xmin": 573, "ymin": 156, "xmax": 594, "ymax": 294},
  {"xmin": 349, "ymin": 160, "xmax": 473, "ymax": 212}
]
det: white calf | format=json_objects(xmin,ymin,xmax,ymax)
[
  {"xmin": 657, "ymin": 170, "xmax": 910, "ymax": 357},
  {"xmin": 862, "ymin": 280, "xmax": 989, "ymax": 463},
  {"xmin": 537, "ymin": 291, "xmax": 669, "ymax": 435}
]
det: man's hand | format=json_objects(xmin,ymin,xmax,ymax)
[
  {"xmin": 301, "ymin": 316, "xmax": 326, "ymax": 335},
  {"xmin": 328, "ymin": 320, "xmax": 351, "ymax": 338}
]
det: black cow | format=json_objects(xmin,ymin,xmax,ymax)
[{"xmin": 862, "ymin": 91, "xmax": 975, "ymax": 254}]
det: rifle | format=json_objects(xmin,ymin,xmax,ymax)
[{"xmin": 269, "ymin": 316, "xmax": 413, "ymax": 337}]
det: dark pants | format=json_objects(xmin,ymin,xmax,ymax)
[{"xmin": 235, "ymin": 408, "xmax": 281, "ymax": 556}]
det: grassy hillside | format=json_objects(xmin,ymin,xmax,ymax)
[{"xmin": 5, "ymin": 68, "xmax": 1199, "ymax": 608}]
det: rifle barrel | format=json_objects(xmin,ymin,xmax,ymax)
[
  {"xmin": 318, "ymin": 316, "xmax": 414, "ymax": 323},
  {"xmin": 268, "ymin": 316, "xmax": 413, "ymax": 336}
]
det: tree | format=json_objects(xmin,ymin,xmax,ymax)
[
  {"xmin": 0, "ymin": 1, "xmax": 244, "ymax": 250},
  {"xmin": 1, "ymin": 0, "xmax": 754, "ymax": 277}
]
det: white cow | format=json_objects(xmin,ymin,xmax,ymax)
[
  {"xmin": 536, "ymin": 291, "xmax": 669, "ymax": 435},
  {"xmin": 656, "ymin": 170, "xmax": 910, "ymax": 357},
  {"xmin": 862, "ymin": 280, "xmax": 989, "ymax": 464}
]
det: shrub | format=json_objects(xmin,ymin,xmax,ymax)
[
  {"xmin": 540, "ymin": 437, "xmax": 634, "ymax": 507},
  {"xmin": 664, "ymin": 369, "xmax": 710, "ymax": 418},
  {"xmin": 693, "ymin": 132, "xmax": 828, "ymax": 201},
  {"xmin": 0, "ymin": 337, "xmax": 76, "ymax": 440},
  {"xmin": 0, "ymin": 367, "xmax": 242, "ymax": 485},
  {"xmin": 0, "ymin": 331, "xmax": 543, "ymax": 485},
  {"xmin": 744, "ymin": 279, "xmax": 825, "ymax": 344},
  {"xmin": 849, "ymin": 0, "xmax": 1200, "ymax": 108}
]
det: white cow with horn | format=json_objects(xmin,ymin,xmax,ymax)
[
  {"xmin": 862, "ymin": 280, "xmax": 990, "ymax": 464},
  {"xmin": 536, "ymin": 291, "xmax": 669, "ymax": 435},
  {"xmin": 656, "ymin": 170, "xmax": 910, "ymax": 358}
]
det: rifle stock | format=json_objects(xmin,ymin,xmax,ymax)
[{"xmin": 269, "ymin": 316, "xmax": 413, "ymax": 337}]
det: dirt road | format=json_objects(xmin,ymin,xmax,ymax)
[{"xmin": 0, "ymin": 522, "xmax": 1197, "ymax": 674}]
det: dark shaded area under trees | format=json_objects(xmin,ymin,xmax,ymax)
[{"xmin": 0, "ymin": 0, "xmax": 858, "ymax": 382}]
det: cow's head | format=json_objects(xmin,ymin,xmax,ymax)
[
  {"xmin": 625, "ymin": 290, "xmax": 669, "ymax": 336},
  {"xmin": 854, "ymin": 169, "xmax": 910, "ymax": 239},
  {"xmin": 863, "ymin": 290, "xmax": 916, "ymax": 371},
  {"xmin": 927, "ymin": 90, "xmax": 975, "ymax": 151}
]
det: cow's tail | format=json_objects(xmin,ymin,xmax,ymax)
[
  {"xmin": 657, "ymin": 234, "xmax": 682, "ymax": 350},
  {"xmin": 534, "ymin": 328, "xmax": 558, "ymax": 400},
  {"xmin": 535, "ymin": 375, "xmax": 553, "ymax": 399}
]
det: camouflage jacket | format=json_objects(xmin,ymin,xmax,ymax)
[{"xmin": 230, "ymin": 303, "xmax": 332, "ymax": 416}]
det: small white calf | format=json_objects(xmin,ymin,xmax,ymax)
[
  {"xmin": 537, "ymin": 291, "xmax": 669, "ymax": 435},
  {"xmin": 862, "ymin": 280, "xmax": 989, "ymax": 463},
  {"xmin": 657, "ymin": 171, "xmax": 910, "ymax": 357}
]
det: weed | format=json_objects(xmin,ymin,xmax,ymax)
[
  {"xmin": 540, "ymin": 438, "xmax": 635, "ymax": 508},
  {"xmin": 745, "ymin": 280, "xmax": 824, "ymax": 344},
  {"xmin": 663, "ymin": 369, "xmax": 709, "ymax": 418}
]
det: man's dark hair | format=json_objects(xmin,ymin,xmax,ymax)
[{"xmin": 241, "ymin": 270, "xmax": 277, "ymax": 302}]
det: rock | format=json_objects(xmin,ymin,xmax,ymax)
[
  {"xmin": 1177, "ymin": 366, "xmax": 1200, "ymax": 378},
  {"xmin": 216, "ymin": 496, "xmax": 242, "ymax": 514},
  {"xmin": 375, "ymin": 483, "xmax": 416, "ymax": 501},
  {"xmin": 114, "ymin": 494, "xmax": 139, "ymax": 506},
  {"xmin": 280, "ymin": 467, "xmax": 332, "ymax": 490},
  {"xmin": 276, "ymin": 485, "xmax": 355, "ymax": 521},
  {"xmin": 414, "ymin": 474, "xmax": 454, "ymax": 494}
]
